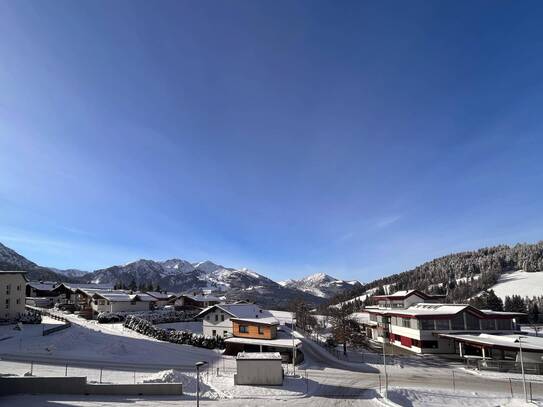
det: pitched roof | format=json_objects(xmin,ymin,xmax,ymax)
[
  {"xmin": 368, "ymin": 303, "xmax": 524, "ymax": 319},
  {"xmin": 146, "ymin": 291, "xmax": 176, "ymax": 300},
  {"xmin": 196, "ymin": 303, "xmax": 279, "ymax": 325},
  {"xmin": 27, "ymin": 281, "xmax": 59, "ymax": 291},
  {"xmin": 373, "ymin": 289, "xmax": 445, "ymax": 301}
]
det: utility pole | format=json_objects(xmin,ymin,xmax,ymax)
[
  {"xmin": 195, "ymin": 361, "xmax": 207, "ymax": 407},
  {"xmin": 516, "ymin": 336, "xmax": 527, "ymax": 402},
  {"xmin": 291, "ymin": 314, "xmax": 296, "ymax": 375},
  {"xmin": 381, "ymin": 316, "xmax": 390, "ymax": 400}
]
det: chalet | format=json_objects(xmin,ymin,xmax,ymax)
[
  {"xmin": 196, "ymin": 303, "xmax": 278, "ymax": 338},
  {"xmin": 363, "ymin": 290, "xmax": 524, "ymax": 355},
  {"xmin": 175, "ymin": 293, "xmax": 222, "ymax": 310},
  {"xmin": 0, "ymin": 271, "xmax": 27, "ymax": 321},
  {"xmin": 196, "ymin": 303, "xmax": 302, "ymax": 363},
  {"xmin": 26, "ymin": 281, "xmax": 61, "ymax": 298},
  {"xmin": 145, "ymin": 291, "xmax": 176, "ymax": 308},
  {"xmin": 89, "ymin": 291, "xmax": 156, "ymax": 317}
]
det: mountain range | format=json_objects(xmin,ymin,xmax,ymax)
[{"xmin": 0, "ymin": 242, "xmax": 359, "ymax": 308}]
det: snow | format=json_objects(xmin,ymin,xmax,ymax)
[
  {"xmin": 269, "ymin": 309, "xmax": 294, "ymax": 325},
  {"xmin": 143, "ymin": 369, "xmax": 222, "ymax": 399},
  {"xmin": 236, "ymin": 352, "xmax": 282, "ymax": 360},
  {"xmin": 490, "ymin": 270, "xmax": 543, "ymax": 300},
  {"xmin": 386, "ymin": 387, "xmax": 533, "ymax": 407}
]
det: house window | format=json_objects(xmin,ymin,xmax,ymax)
[
  {"xmin": 16, "ymin": 299, "xmax": 20, "ymax": 305},
  {"xmin": 481, "ymin": 319, "xmax": 496, "ymax": 330},
  {"xmin": 215, "ymin": 314, "xmax": 218, "ymax": 322},
  {"xmin": 420, "ymin": 319, "xmax": 435, "ymax": 330},
  {"xmin": 223, "ymin": 330, "xmax": 228, "ymax": 337},
  {"xmin": 206, "ymin": 315, "xmax": 210, "ymax": 321},
  {"xmin": 6, "ymin": 284, "xmax": 11, "ymax": 295},
  {"xmin": 5, "ymin": 299, "xmax": 9, "ymax": 309},
  {"xmin": 212, "ymin": 330, "xmax": 217, "ymax": 336},
  {"xmin": 221, "ymin": 314, "xmax": 225, "ymax": 321},
  {"xmin": 258, "ymin": 326, "xmax": 264, "ymax": 335},
  {"xmin": 239, "ymin": 325, "xmax": 249, "ymax": 333},
  {"xmin": 465, "ymin": 313, "xmax": 480, "ymax": 330},
  {"xmin": 435, "ymin": 319, "xmax": 450, "ymax": 330},
  {"xmin": 497, "ymin": 319, "xmax": 512, "ymax": 330},
  {"xmin": 130, "ymin": 301, "xmax": 136, "ymax": 305},
  {"xmin": 451, "ymin": 314, "xmax": 464, "ymax": 330},
  {"xmin": 16, "ymin": 285, "xmax": 20, "ymax": 291},
  {"xmin": 402, "ymin": 318, "xmax": 411, "ymax": 328}
]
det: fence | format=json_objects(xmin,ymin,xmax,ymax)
[
  {"xmin": 25, "ymin": 305, "xmax": 72, "ymax": 336},
  {"xmin": 466, "ymin": 358, "xmax": 543, "ymax": 375}
]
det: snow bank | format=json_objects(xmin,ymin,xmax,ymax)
[{"xmin": 143, "ymin": 369, "xmax": 222, "ymax": 399}]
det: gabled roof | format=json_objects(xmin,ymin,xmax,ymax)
[
  {"xmin": 181, "ymin": 294, "xmax": 222, "ymax": 302},
  {"xmin": 196, "ymin": 303, "xmax": 279, "ymax": 325},
  {"xmin": 92, "ymin": 291, "xmax": 157, "ymax": 302},
  {"xmin": 146, "ymin": 291, "xmax": 176, "ymax": 300},
  {"xmin": 60, "ymin": 282, "xmax": 114, "ymax": 291},
  {"xmin": 27, "ymin": 281, "xmax": 59, "ymax": 291},
  {"xmin": 373, "ymin": 289, "xmax": 446, "ymax": 301},
  {"xmin": 367, "ymin": 303, "xmax": 524, "ymax": 319}
]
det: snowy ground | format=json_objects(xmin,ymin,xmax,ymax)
[
  {"xmin": 386, "ymin": 387, "xmax": 538, "ymax": 407},
  {"xmin": 490, "ymin": 270, "xmax": 543, "ymax": 300},
  {"xmin": 2, "ymin": 311, "xmax": 543, "ymax": 406}
]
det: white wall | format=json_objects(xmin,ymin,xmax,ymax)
[
  {"xmin": 202, "ymin": 308, "xmax": 232, "ymax": 337},
  {"xmin": 0, "ymin": 273, "xmax": 26, "ymax": 320}
]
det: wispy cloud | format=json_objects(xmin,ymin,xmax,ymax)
[{"xmin": 375, "ymin": 215, "xmax": 402, "ymax": 229}]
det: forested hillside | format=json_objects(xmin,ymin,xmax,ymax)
[{"xmin": 332, "ymin": 242, "xmax": 543, "ymax": 307}]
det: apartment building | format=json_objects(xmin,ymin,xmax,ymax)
[{"xmin": 0, "ymin": 271, "xmax": 27, "ymax": 321}]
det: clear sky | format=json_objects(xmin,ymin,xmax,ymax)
[{"xmin": 1, "ymin": 1, "xmax": 543, "ymax": 282}]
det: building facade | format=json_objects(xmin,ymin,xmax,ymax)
[
  {"xmin": 0, "ymin": 271, "xmax": 27, "ymax": 321},
  {"xmin": 364, "ymin": 290, "xmax": 522, "ymax": 354}
]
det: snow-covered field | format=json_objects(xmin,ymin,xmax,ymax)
[
  {"xmin": 0, "ymin": 314, "xmax": 224, "ymax": 368},
  {"xmin": 490, "ymin": 270, "xmax": 543, "ymax": 300}
]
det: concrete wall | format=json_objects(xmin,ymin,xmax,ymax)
[
  {"xmin": 0, "ymin": 377, "xmax": 87, "ymax": 395},
  {"xmin": 0, "ymin": 273, "xmax": 26, "ymax": 320},
  {"xmin": 234, "ymin": 359, "xmax": 283, "ymax": 385},
  {"xmin": 0, "ymin": 376, "xmax": 182, "ymax": 396}
]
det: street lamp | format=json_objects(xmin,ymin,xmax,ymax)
[
  {"xmin": 195, "ymin": 361, "xmax": 208, "ymax": 407},
  {"xmin": 381, "ymin": 315, "xmax": 390, "ymax": 400},
  {"xmin": 514, "ymin": 336, "xmax": 527, "ymax": 402}
]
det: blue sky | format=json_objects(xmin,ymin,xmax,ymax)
[{"xmin": 1, "ymin": 1, "xmax": 543, "ymax": 282}]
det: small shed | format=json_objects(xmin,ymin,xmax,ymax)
[{"xmin": 234, "ymin": 352, "xmax": 283, "ymax": 386}]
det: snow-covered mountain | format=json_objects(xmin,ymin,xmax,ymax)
[
  {"xmin": 0, "ymin": 242, "xmax": 80, "ymax": 282},
  {"xmin": 86, "ymin": 258, "xmax": 325, "ymax": 308},
  {"xmin": 49, "ymin": 268, "xmax": 89, "ymax": 278},
  {"xmin": 279, "ymin": 272, "xmax": 361, "ymax": 298}
]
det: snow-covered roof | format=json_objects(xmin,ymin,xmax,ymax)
[
  {"xmin": 439, "ymin": 333, "xmax": 543, "ymax": 352},
  {"xmin": 196, "ymin": 303, "xmax": 279, "ymax": 325},
  {"xmin": 236, "ymin": 352, "xmax": 282, "ymax": 360},
  {"xmin": 183, "ymin": 294, "xmax": 222, "ymax": 302},
  {"xmin": 374, "ymin": 289, "xmax": 445, "ymax": 301},
  {"xmin": 225, "ymin": 337, "xmax": 302, "ymax": 348},
  {"xmin": 27, "ymin": 281, "xmax": 58, "ymax": 291},
  {"xmin": 92, "ymin": 291, "xmax": 157, "ymax": 302},
  {"xmin": 61, "ymin": 283, "xmax": 114, "ymax": 291},
  {"xmin": 146, "ymin": 291, "xmax": 176, "ymax": 300},
  {"xmin": 367, "ymin": 303, "xmax": 524, "ymax": 318}
]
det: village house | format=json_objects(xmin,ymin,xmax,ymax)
[
  {"xmin": 145, "ymin": 291, "xmax": 176, "ymax": 308},
  {"xmin": 175, "ymin": 293, "xmax": 222, "ymax": 310},
  {"xmin": 0, "ymin": 271, "xmax": 27, "ymax": 321},
  {"xmin": 196, "ymin": 303, "xmax": 302, "ymax": 363},
  {"xmin": 89, "ymin": 291, "xmax": 156, "ymax": 317}
]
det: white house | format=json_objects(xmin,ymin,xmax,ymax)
[
  {"xmin": 0, "ymin": 271, "xmax": 27, "ymax": 321},
  {"xmin": 90, "ymin": 291, "xmax": 155, "ymax": 317},
  {"xmin": 196, "ymin": 303, "xmax": 278, "ymax": 338}
]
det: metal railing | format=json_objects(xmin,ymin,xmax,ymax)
[
  {"xmin": 466, "ymin": 358, "xmax": 543, "ymax": 375},
  {"xmin": 25, "ymin": 305, "xmax": 72, "ymax": 336}
]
